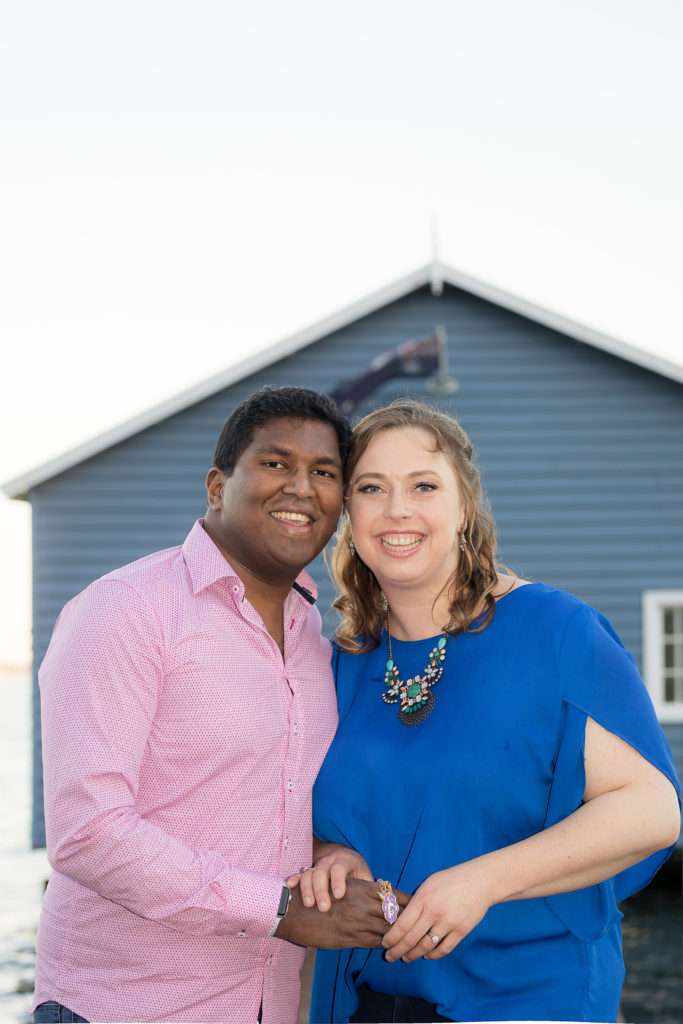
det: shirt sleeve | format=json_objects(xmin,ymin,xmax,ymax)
[
  {"xmin": 39, "ymin": 579, "xmax": 284, "ymax": 939},
  {"xmin": 542, "ymin": 602, "xmax": 681, "ymax": 940}
]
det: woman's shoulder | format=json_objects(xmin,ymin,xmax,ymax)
[{"xmin": 492, "ymin": 576, "xmax": 590, "ymax": 630}]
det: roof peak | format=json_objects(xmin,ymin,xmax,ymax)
[{"xmin": 4, "ymin": 260, "xmax": 683, "ymax": 500}]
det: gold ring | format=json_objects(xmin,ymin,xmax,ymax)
[{"xmin": 377, "ymin": 879, "xmax": 399, "ymax": 924}]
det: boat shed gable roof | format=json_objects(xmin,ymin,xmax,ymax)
[{"xmin": 5, "ymin": 259, "xmax": 683, "ymax": 500}]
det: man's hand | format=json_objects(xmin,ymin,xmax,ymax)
[{"xmin": 274, "ymin": 878, "xmax": 409, "ymax": 949}]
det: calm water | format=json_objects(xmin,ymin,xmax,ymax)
[{"xmin": 1, "ymin": 672, "xmax": 680, "ymax": 1024}]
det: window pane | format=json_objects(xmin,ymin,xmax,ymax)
[{"xmin": 658, "ymin": 603, "xmax": 683, "ymax": 705}]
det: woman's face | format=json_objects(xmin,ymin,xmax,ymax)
[{"xmin": 347, "ymin": 426, "xmax": 465, "ymax": 597}]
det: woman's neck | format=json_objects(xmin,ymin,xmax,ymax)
[
  {"xmin": 382, "ymin": 573, "xmax": 522, "ymax": 641},
  {"xmin": 382, "ymin": 588, "xmax": 453, "ymax": 642}
]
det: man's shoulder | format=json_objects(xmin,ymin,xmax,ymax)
[
  {"xmin": 103, "ymin": 543, "xmax": 185, "ymax": 588},
  {"xmin": 74, "ymin": 542, "xmax": 189, "ymax": 615}
]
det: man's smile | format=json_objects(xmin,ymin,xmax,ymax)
[{"xmin": 271, "ymin": 510, "xmax": 314, "ymax": 524}]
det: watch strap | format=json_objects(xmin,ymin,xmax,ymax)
[{"xmin": 269, "ymin": 884, "xmax": 292, "ymax": 936}]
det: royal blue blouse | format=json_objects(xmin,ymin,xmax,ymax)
[{"xmin": 311, "ymin": 584, "xmax": 680, "ymax": 1023}]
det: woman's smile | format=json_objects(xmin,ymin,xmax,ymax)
[{"xmin": 378, "ymin": 532, "xmax": 424, "ymax": 555}]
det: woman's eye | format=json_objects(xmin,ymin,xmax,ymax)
[
  {"xmin": 415, "ymin": 482, "xmax": 437, "ymax": 492},
  {"xmin": 358, "ymin": 484, "xmax": 381, "ymax": 494}
]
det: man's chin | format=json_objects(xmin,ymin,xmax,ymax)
[{"xmin": 269, "ymin": 538, "xmax": 329, "ymax": 574}]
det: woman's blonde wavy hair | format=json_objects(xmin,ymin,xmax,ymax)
[{"xmin": 331, "ymin": 399, "xmax": 504, "ymax": 653}]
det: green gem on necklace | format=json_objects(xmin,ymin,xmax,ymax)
[{"xmin": 382, "ymin": 609, "xmax": 454, "ymax": 727}]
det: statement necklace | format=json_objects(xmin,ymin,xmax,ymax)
[{"xmin": 382, "ymin": 607, "xmax": 454, "ymax": 727}]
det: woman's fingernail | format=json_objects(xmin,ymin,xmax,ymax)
[{"xmin": 304, "ymin": 897, "xmax": 313, "ymax": 906}]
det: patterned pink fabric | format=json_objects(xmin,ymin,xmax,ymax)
[{"xmin": 33, "ymin": 519, "xmax": 338, "ymax": 1024}]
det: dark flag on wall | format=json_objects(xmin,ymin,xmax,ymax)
[{"xmin": 328, "ymin": 326, "xmax": 456, "ymax": 416}]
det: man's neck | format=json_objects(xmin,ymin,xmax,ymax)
[{"xmin": 202, "ymin": 521, "xmax": 295, "ymax": 652}]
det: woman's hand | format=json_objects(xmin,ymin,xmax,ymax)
[
  {"xmin": 287, "ymin": 842, "xmax": 374, "ymax": 911},
  {"xmin": 382, "ymin": 860, "xmax": 494, "ymax": 962}
]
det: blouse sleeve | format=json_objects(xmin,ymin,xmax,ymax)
[{"xmin": 542, "ymin": 602, "xmax": 681, "ymax": 941}]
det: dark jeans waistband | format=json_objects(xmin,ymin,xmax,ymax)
[
  {"xmin": 34, "ymin": 1002, "xmax": 89, "ymax": 1023},
  {"xmin": 350, "ymin": 982, "xmax": 454, "ymax": 1023}
]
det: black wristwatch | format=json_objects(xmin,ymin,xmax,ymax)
[{"xmin": 269, "ymin": 884, "xmax": 292, "ymax": 936}]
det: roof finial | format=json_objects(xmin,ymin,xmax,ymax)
[{"xmin": 429, "ymin": 214, "xmax": 443, "ymax": 295}]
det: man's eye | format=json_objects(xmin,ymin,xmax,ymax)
[{"xmin": 263, "ymin": 460, "xmax": 285, "ymax": 469}]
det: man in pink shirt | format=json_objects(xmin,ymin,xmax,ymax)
[{"xmin": 32, "ymin": 387, "xmax": 391, "ymax": 1024}]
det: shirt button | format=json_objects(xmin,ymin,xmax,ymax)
[
  {"xmin": 232, "ymin": 585, "xmax": 240, "ymax": 594},
  {"xmin": 238, "ymin": 930, "xmax": 246, "ymax": 937},
  {"xmin": 288, "ymin": 780, "xmax": 293, "ymax": 791},
  {"xmin": 293, "ymin": 724, "xmax": 298, "ymax": 734},
  {"xmin": 266, "ymin": 955, "xmax": 273, "ymax": 965},
  {"xmin": 283, "ymin": 837, "xmax": 289, "ymax": 848}
]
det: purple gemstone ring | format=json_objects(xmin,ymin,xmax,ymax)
[{"xmin": 377, "ymin": 879, "xmax": 399, "ymax": 924}]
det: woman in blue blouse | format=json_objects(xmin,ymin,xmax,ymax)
[{"xmin": 296, "ymin": 400, "xmax": 680, "ymax": 1024}]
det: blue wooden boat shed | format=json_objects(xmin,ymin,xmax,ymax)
[{"xmin": 4, "ymin": 261, "xmax": 683, "ymax": 847}]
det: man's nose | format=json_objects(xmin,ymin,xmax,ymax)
[{"xmin": 282, "ymin": 467, "xmax": 315, "ymax": 498}]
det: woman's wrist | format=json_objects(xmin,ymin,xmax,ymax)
[{"xmin": 447, "ymin": 854, "xmax": 506, "ymax": 909}]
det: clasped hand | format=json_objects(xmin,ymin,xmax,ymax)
[
  {"xmin": 276, "ymin": 844, "xmax": 409, "ymax": 949},
  {"xmin": 288, "ymin": 846, "xmax": 492, "ymax": 961}
]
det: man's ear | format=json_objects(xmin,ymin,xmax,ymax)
[{"xmin": 206, "ymin": 468, "xmax": 226, "ymax": 510}]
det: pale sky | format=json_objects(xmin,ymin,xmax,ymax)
[{"xmin": 1, "ymin": 0, "xmax": 682, "ymax": 666}]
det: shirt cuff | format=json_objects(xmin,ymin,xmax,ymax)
[{"xmin": 227, "ymin": 869, "xmax": 286, "ymax": 939}]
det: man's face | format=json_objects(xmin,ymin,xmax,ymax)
[{"xmin": 205, "ymin": 416, "xmax": 343, "ymax": 586}]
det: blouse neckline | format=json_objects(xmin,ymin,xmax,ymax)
[{"xmin": 385, "ymin": 581, "xmax": 544, "ymax": 647}]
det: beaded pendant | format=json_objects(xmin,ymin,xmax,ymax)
[{"xmin": 382, "ymin": 635, "xmax": 448, "ymax": 727}]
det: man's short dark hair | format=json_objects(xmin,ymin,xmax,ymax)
[{"xmin": 213, "ymin": 386, "xmax": 352, "ymax": 475}]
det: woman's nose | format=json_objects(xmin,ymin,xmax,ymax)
[{"xmin": 384, "ymin": 493, "xmax": 411, "ymax": 518}]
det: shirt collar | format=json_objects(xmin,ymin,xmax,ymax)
[{"xmin": 182, "ymin": 519, "xmax": 319, "ymax": 603}]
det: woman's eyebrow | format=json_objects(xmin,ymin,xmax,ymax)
[{"xmin": 354, "ymin": 469, "xmax": 444, "ymax": 482}]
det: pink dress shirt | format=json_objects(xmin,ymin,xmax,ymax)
[{"xmin": 33, "ymin": 520, "xmax": 338, "ymax": 1024}]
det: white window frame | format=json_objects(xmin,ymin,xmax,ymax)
[{"xmin": 643, "ymin": 590, "xmax": 683, "ymax": 723}]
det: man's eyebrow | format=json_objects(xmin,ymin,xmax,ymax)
[
  {"xmin": 251, "ymin": 444, "xmax": 293, "ymax": 456},
  {"xmin": 251, "ymin": 444, "xmax": 341, "ymax": 466}
]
